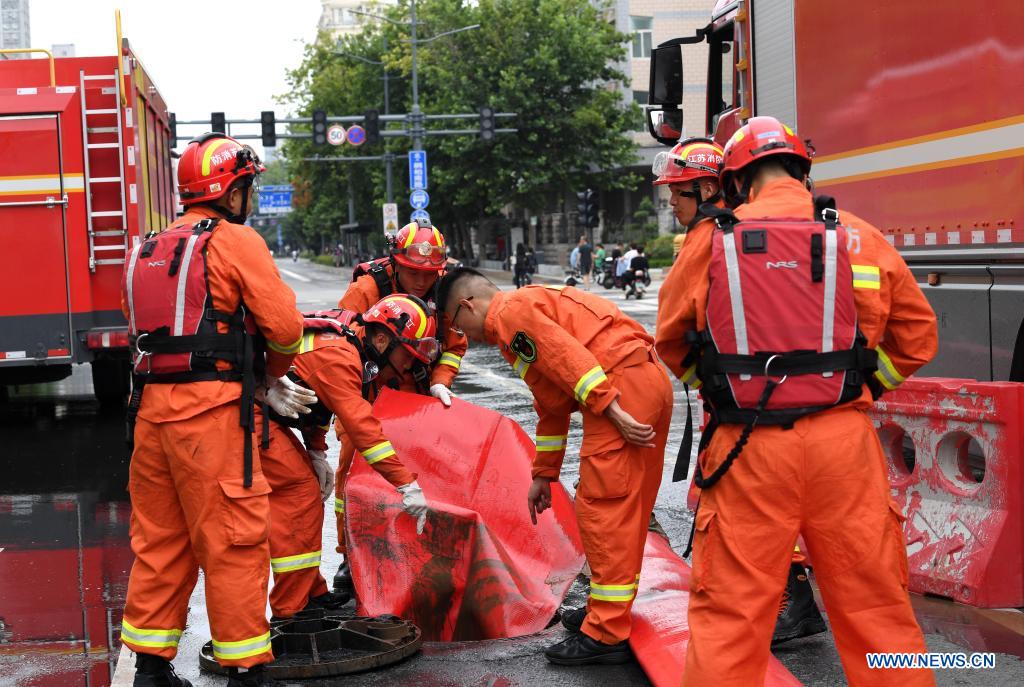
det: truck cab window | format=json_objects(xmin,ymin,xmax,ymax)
[{"xmin": 707, "ymin": 27, "xmax": 736, "ymax": 133}]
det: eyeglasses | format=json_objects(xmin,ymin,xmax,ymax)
[{"xmin": 450, "ymin": 296, "xmax": 473, "ymax": 336}]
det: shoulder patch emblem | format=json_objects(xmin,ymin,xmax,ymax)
[{"xmin": 510, "ymin": 331, "xmax": 537, "ymax": 363}]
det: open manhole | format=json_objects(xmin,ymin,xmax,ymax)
[{"xmin": 199, "ymin": 609, "xmax": 422, "ymax": 679}]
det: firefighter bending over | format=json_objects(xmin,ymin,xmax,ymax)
[
  {"xmin": 120, "ymin": 133, "xmax": 316, "ymax": 687},
  {"xmin": 332, "ymin": 221, "xmax": 467, "ymax": 597},
  {"xmin": 437, "ymin": 270, "xmax": 673, "ymax": 665},
  {"xmin": 258, "ymin": 295, "xmax": 438, "ymax": 620},
  {"xmin": 656, "ymin": 116, "xmax": 938, "ymax": 687}
]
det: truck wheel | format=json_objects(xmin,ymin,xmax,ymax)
[{"xmin": 91, "ymin": 357, "xmax": 131, "ymax": 405}]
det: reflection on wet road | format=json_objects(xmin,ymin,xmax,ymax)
[{"xmin": 1, "ymin": 260, "xmax": 1021, "ymax": 687}]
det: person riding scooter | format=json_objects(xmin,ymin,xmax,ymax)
[{"xmin": 622, "ymin": 246, "xmax": 650, "ymax": 299}]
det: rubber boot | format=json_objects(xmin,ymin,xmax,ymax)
[
  {"xmin": 306, "ymin": 590, "xmax": 351, "ymax": 611},
  {"xmin": 226, "ymin": 665, "xmax": 281, "ymax": 687},
  {"xmin": 333, "ymin": 559, "xmax": 354, "ymax": 597},
  {"xmin": 772, "ymin": 563, "xmax": 828, "ymax": 645},
  {"xmin": 133, "ymin": 653, "xmax": 192, "ymax": 687}
]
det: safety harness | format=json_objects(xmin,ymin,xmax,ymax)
[
  {"xmin": 678, "ymin": 197, "xmax": 878, "ymax": 554},
  {"xmin": 261, "ymin": 311, "xmax": 377, "ymax": 439},
  {"xmin": 124, "ymin": 217, "xmax": 264, "ymax": 487}
]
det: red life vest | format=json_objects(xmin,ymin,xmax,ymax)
[
  {"xmin": 123, "ymin": 218, "xmax": 255, "ymax": 380},
  {"xmin": 692, "ymin": 198, "xmax": 876, "ymax": 426}
]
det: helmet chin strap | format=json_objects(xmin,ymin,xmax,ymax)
[
  {"xmin": 363, "ymin": 333, "xmax": 406, "ymax": 380},
  {"xmin": 212, "ymin": 178, "xmax": 253, "ymax": 224}
]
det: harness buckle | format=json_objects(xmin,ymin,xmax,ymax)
[
  {"xmin": 763, "ymin": 354, "xmax": 788, "ymax": 385},
  {"xmin": 820, "ymin": 207, "xmax": 839, "ymax": 225},
  {"xmin": 132, "ymin": 332, "xmax": 151, "ymax": 360}
]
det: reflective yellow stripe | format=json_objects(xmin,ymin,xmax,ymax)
[
  {"xmin": 121, "ymin": 621, "xmax": 182, "ymax": 649},
  {"xmin": 200, "ymin": 139, "xmax": 232, "ymax": 176},
  {"xmin": 679, "ymin": 363, "xmax": 701, "ymax": 388},
  {"xmin": 851, "ymin": 264, "xmax": 881, "ymax": 290},
  {"xmin": 874, "ymin": 346, "xmax": 905, "ymax": 390},
  {"xmin": 573, "ymin": 365, "xmax": 608, "ymax": 404},
  {"xmin": 334, "ymin": 497, "xmax": 345, "ymax": 514},
  {"xmin": 589, "ymin": 581, "xmax": 638, "ymax": 602},
  {"xmin": 269, "ymin": 335, "xmax": 304, "ymax": 355},
  {"xmin": 271, "ymin": 550, "xmax": 322, "ymax": 573},
  {"xmin": 402, "ymin": 227, "xmax": 417, "ymax": 247},
  {"xmin": 432, "ymin": 228, "xmax": 443, "ymax": 246},
  {"xmin": 362, "ymin": 440, "xmax": 396, "ymax": 465},
  {"xmin": 212, "ymin": 631, "xmax": 272, "ymax": 660},
  {"xmin": 512, "ymin": 356, "xmax": 530, "ymax": 379},
  {"xmin": 439, "ymin": 352, "xmax": 462, "ymax": 370},
  {"xmin": 383, "ymin": 296, "xmax": 429, "ymax": 338},
  {"xmin": 535, "ymin": 434, "xmax": 568, "ymax": 452}
]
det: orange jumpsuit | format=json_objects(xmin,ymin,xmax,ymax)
[
  {"xmin": 332, "ymin": 265, "xmax": 465, "ymax": 552},
  {"xmin": 296, "ymin": 323, "xmax": 418, "ymax": 556},
  {"xmin": 484, "ymin": 285, "xmax": 674, "ymax": 645},
  {"xmin": 254, "ymin": 413, "xmax": 329, "ymax": 619},
  {"xmin": 121, "ymin": 206, "xmax": 303, "ymax": 668},
  {"xmin": 656, "ymin": 177, "xmax": 938, "ymax": 687}
]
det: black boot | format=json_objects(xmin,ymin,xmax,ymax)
[
  {"xmin": 133, "ymin": 653, "xmax": 192, "ymax": 687},
  {"xmin": 545, "ymin": 633, "xmax": 632, "ymax": 665},
  {"xmin": 226, "ymin": 665, "xmax": 281, "ymax": 687},
  {"xmin": 560, "ymin": 607, "xmax": 586, "ymax": 633},
  {"xmin": 306, "ymin": 590, "xmax": 351, "ymax": 611},
  {"xmin": 772, "ymin": 563, "xmax": 827, "ymax": 645},
  {"xmin": 333, "ymin": 560, "xmax": 354, "ymax": 597}
]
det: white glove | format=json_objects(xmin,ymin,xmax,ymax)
[
  {"xmin": 261, "ymin": 375, "xmax": 317, "ymax": 419},
  {"xmin": 397, "ymin": 481, "xmax": 428, "ymax": 535},
  {"xmin": 429, "ymin": 383, "xmax": 454, "ymax": 407},
  {"xmin": 309, "ymin": 450, "xmax": 334, "ymax": 502}
]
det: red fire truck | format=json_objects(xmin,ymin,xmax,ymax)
[
  {"xmin": 646, "ymin": 0, "xmax": 1024, "ymax": 383},
  {"xmin": 0, "ymin": 21, "xmax": 175, "ymax": 402}
]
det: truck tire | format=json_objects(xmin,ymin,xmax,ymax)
[{"xmin": 91, "ymin": 357, "xmax": 131, "ymax": 405}]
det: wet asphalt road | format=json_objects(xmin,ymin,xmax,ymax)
[{"xmin": 1, "ymin": 257, "xmax": 1021, "ymax": 687}]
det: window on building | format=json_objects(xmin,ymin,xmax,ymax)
[
  {"xmin": 630, "ymin": 16, "xmax": 653, "ymax": 59},
  {"xmin": 632, "ymin": 90, "xmax": 649, "ymax": 131}
]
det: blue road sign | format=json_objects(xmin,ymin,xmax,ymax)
[
  {"xmin": 347, "ymin": 125, "xmax": 366, "ymax": 146},
  {"xmin": 408, "ymin": 150, "xmax": 428, "ymax": 190},
  {"xmin": 410, "ymin": 189, "xmax": 429, "ymax": 210},
  {"xmin": 257, "ymin": 185, "xmax": 293, "ymax": 215},
  {"xmin": 410, "ymin": 209, "xmax": 431, "ymax": 224}
]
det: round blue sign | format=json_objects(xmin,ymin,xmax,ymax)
[
  {"xmin": 410, "ymin": 209, "xmax": 431, "ymax": 224},
  {"xmin": 346, "ymin": 125, "xmax": 366, "ymax": 146},
  {"xmin": 410, "ymin": 189, "xmax": 430, "ymax": 210}
]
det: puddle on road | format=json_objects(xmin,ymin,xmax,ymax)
[{"xmin": 1, "ymin": 370, "xmax": 131, "ymax": 687}]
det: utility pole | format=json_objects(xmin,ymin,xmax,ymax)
[{"xmin": 410, "ymin": 0, "xmax": 422, "ymax": 152}]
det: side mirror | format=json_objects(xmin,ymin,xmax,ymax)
[
  {"xmin": 649, "ymin": 45, "xmax": 684, "ymax": 105},
  {"xmin": 646, "ymin": 107, "xmax": 683, "ymax": 146}
]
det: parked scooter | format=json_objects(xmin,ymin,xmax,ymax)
[{"xmin": 601, "ymin": 256, "xmax": 620, "ymax": 289}]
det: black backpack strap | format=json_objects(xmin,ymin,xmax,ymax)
[
  {"xmin": 699, "ymin": 203, "xmax": 740, "ymax": 232},
  {"xmin": 369, "ymin": 262, "xmax": 393, "ymax": 297}
]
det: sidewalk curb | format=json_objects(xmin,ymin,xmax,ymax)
[{"xmin": 110, "ymin": 645, "xmax": 134, "ymax": 687}]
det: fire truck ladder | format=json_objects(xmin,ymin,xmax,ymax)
[{"xmin": 79, "ymin": 69, "xmax": 129, "ymax": 272}]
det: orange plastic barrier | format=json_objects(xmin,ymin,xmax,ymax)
[
  {"xmin": 345, "ymin": 389, "xmax": 585, "ymax": 641},
  {"xmin": 869, "ymin": 377, "xmax": 1024, "ymax": 607},
  {"xmin": 629, "ymin": 533, "xmax": 804, "ymax": 686}
]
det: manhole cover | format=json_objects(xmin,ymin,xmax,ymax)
[{"xmin": 199, "ymin": 609, "xmax": 422, "ymax": 679}]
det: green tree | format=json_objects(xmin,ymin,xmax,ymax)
[{"xmin": 280, "ymin": 0, "xmax": 639, "ymax": 258}]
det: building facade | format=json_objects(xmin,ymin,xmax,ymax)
[
  {"xmin": 0, "ymin": 0, "xmax": 30, "ymax": 58},
  {"xmin": 319, "ymin": 0, "xmax": 397, "ymax": 39}
]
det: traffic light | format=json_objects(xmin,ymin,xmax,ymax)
[
  {"xmin": 479, "ymin": 106, "xmax": 495, "ymax": 141},
  {"xmin": 260, "ymin": 111, "xmax": 276, "ymax": 148},
  {"xmin": 169, "ymin": 112, "xmax": 177, "ymax": 147},
  {"xmin": 364, "ymin": 109, "xmax": 380, "ymax": 145},
  {"xmin": 577, "ymin": 189, "xmax": 599, "ymax": 229},
  {"xmin": 211, "ymin": 112, "xmax": 226, "ymax": 134},
  {"xmin": 312, "ymin": 109, "xmax": 327, "ymax": 146}
]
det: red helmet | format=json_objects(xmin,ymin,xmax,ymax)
[
  {"xmin": 391, "ymin": 221, "xmax": 447, "ymax": 271},
  {"xmin": 361, "ymin": 294, "xmax": 439, "ymax": 363},
  {"xmin": 177, "ymin": 133, "xmax": 265, "ymax": 205},
  {"xmin": 719, "ymin": 116, "xmax": 811, "ymax": 199},
  {"xmin": 652, "ymin": 138, "xmax": 724, "ymax": 186}
]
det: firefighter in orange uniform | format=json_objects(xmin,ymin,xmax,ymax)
[
  {"xmin": 260, "ymin": 296, "xmax": 437, "ymax": 616},
  {"xmin": 655, "ymin": 138, "xmax": 827, "ymax": 645},
  {"xmin": 332, "ymin": 221, "xmax": 466, "ymax": 595},
  {"xmin": 121, "ymin": 134, "xmax": 313, "ymax": 687},
  {"xmin": 656, "ymin": 117, "xmax": 938, "ymax": 687},
  {"xmin": 436, "ymin": 269, "xmax": 673, "ymax": 665}
]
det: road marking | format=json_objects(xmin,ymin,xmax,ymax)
[{"xmin": 279, "ymin": 268, "xmax": 311, "ymax": 283}]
